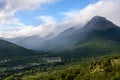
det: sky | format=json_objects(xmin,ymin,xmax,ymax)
[
  {"xmin": 0, "ymin": 0, "xmax": 120, "ymax": 38},
  {"xmin": 13, "ymin": 0, "xmax": 98, "ymax": 26}
]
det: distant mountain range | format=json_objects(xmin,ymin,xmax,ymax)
[
  {"xmin": 12, "ymin": 16, "xmax": 120, "ymax": 50},
  {"xmin": 3, "ymin": 16, "xmax": 119, "ymax": 51},
  {"xmin": 1, "ymin": 16, "xmax": 120, "ymax": 58}
]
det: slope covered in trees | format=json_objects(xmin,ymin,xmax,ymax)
[{"xmin": 4, "ymin": 54, "xmax": 120, "ymax": 80}]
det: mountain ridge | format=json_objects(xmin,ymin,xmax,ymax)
[
  {"xmin": 36, "ymin": 16, "xmax": 120, "ymax": 51},
  {"xmin": 2, "ymin": 16, "xmax": 120, "ymax": 52}
]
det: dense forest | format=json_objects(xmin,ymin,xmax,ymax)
[{"xmin": 4, "ymin": 54, "xmax": 120, "ymax": 80}]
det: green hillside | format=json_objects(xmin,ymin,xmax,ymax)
[
  {"xmin": 0, "ymin": 39, "xmax": 40, "ymax": 66},
  {"xmin": 4, "ymin": 54, "xmax": 120, "ymax": 80},
  {"xmin": 72, "ymin": 38, "xmax": 120, "ymax": 56},
  {"xmin": 55, "ymin": 38, "xmax": 120, "ymax": 61},
  {"xmin": 2, "ymin": 37, "xmax": 120, "ymax": 80},
  {"xmin": 0, "ymin": 39, "xmax": 50, "ymax": 79},
  {"xmin": 0, "ymin": 39, "xmax": 34, "ymax": 56}
]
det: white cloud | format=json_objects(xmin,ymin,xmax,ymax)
[
  {"xmin": 62, "ymin": 0, "xmax": 120, "ymax": 26},
  {"xmin": 0, "ymin": 0, "xmax": 59, "ymax": 38},
  {"xmin": 7, "ymin": 0, "xmax": 58, "ymax": 11},
  {"xmin": 36, "ymin": 16, "xmax": 57, "ymax": 23},
  {"xmin": 0, "ymin": 0, "xmax": 58, "ymax": 24},
  {"xmin": 0, "ymin": 15, "xmax": 72, "ymax": 38},
  {"xmin": 0, "ymin": 0, "xmax": 120, "ymax": 39},
  {"xmin": 0, "ymin": 21, "xmax": 57, "ymax": 38}
]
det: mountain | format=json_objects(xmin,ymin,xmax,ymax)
[
  {"xmin": 4, "ymin": 32, "xmax": 56, "ymax": 50},
  {"xmin": 34, "ymin": 16, "xmax": 120, "ymax": 52},
  {"xmin": 0, "ymin": 39, "xmax": 50, "ymax": 79},
  {"xmin": 0, "ymin": 39, "xmax": 39, "ymax": 65},
  {"xmin": 5, "ymin": 35, "xmax": 43, "ymax": 49},
  {"xmin": 82, "ymin": 16, "xmax": 117, "ymax": 31},
  {"xmin": 5, "ymin": 16, "xmax": 120, "ymax": 52},
  {"xmin": 0, "ymin": 39, "xmax": 34, "ymax": 56},
  {"xmin": 30, "ymin": 16, "xmax": 120, "ymax": 60},
  {"xmin": 0, "ymin": 39, "xmax": 51, "ymax": 67},
  {"xmin": 3, "ymin": 16, "xmax": 120, "ymax": 58},
  {"xmin": 53, "ymin": 16, "xmax": 120, "ymax": 59}
]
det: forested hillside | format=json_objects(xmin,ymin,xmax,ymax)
[{"xmin": 4, "ymin": 54, "xmax": 120, "ymax": 80}]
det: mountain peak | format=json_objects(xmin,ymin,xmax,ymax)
[
  {"xmin": 91, "ymin": 16, "xmax": 107, "ymax": 22},
  {"xmin": 82, "ymin": 16, "xmax": 118, "ymax": 31}
]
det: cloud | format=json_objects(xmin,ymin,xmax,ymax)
[
  {"xmin": 8, "ymin": 0, "xmax": 58, "ymax": 11},
  {"xmin": 0, "ymin": 15, "xmax": 73, "ymax": 38},
  {"xmin": 0, "ymin": 0, "xmax": 59, "ymax": 38},
  {"xmin": 62, "ymin": 0, "xmax": 120, "ymax": 26},
  {"xmin": 0, "ymin": 20, "xmax": 57, "ymax": 38},
  {"xmin": 36, "ymin": 16, "xmax": 57, "ymax": 23},
  {"xmin": 0, "ymin": 0, "xmax": 120, "ymax": 39},
  {"xmin": 0, "ymin": 0, "xmax": 58, "ymax": 24},
  {"xmin": 0, "ymin": 0, "xmax": 6, "ymax": 9}
]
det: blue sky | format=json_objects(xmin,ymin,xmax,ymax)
[{"xmin": 13, "ymin": 0, "xmax": 98, "ymax": 26}]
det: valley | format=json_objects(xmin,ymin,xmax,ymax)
[{"xmin": 0, "ymin": 16, "xmax": 120, "ymax": 80}]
